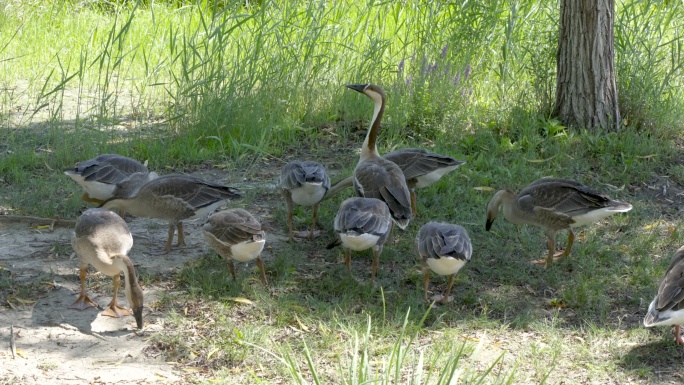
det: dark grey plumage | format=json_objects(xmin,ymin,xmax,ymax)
[
  {"xmin": 203, "ymin": 208, "xmax": 267, "ymax": 285},
  {"xmin": 644, "ymin": 246, "xmax": 684, "ymax": 345},
  {"xmin": 346, "ymin": 83, "xmax": 413, "ymax": 230},
  {"xmin": 416, "ymin": 222, "xmax": 472, "ymax": 303},
  {"xmin": 102, "ymin": 174, "xmax": 242, "ymax": 252},
  {"xmin": 333, "ymin": 197, "xmax": 392, "ymax": 281},
  {"xmin": 280, "ymin": 161, "xmax": 330, "ymax": 241},
  {"xmin": 64, "ymin": 154, "xmax": 158, "ymax": 202},
  {"xmin": 486, "ymin": 177, "xmax": 632, "ymax": 266}
]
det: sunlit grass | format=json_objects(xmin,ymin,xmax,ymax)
[{"xmin": 1, "ymin": 0, "xmax": 684, "ymax": 383}]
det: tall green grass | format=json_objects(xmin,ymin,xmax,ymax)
[{"xmin": 1, "ymin": 0, "xmax": 681, "ymax": 172}]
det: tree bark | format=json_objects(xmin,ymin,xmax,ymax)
[{"xmin": 554, "ymin": 0, "xmax": 620, "ymax": 130}]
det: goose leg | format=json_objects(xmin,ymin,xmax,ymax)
[
  {"xmin": 176, "ymin": 222, "xmax": 185, "ymax": 247},
  {"xmin": 388, "ymin": 221, "xmax": 396, "ymax": 244},
  {"xmin": 371, "ymin": 247, "xmax": 380, "ymax": 282},
  {"xmin": 152, "ymin": 223, "xmax": 175, "ymax": 254},
  {"xmin": 410, "ymin": 190, "xmax": 418, "ymax": 217},
  {"xmin": 102, "ymin": 274, "xmax": 132, "ymax": 318},
  {"xmin": 344, "ymin": 248, "xmax": 352, "ymax": 275},
  {"xmin": 559, "ymin": 230, "xmax": 575, "ymax": 258},
  {"xmin": 256, "ymin": 257, "xmax": 268, "ymax": 286},
  {"xmin": 442, "ymin": 274, "xmax": 455, "ymax": 303},
  {"xmin": 284, "ymin": 191, "xmax": 295, "ymax": 242},
  {"xmin": 309, "ymin": 203, "xmax": 320, "ymax": 240},
  {"xmin": 675, "ymin": 325, "xmax": 684, "ymax": 345},
  {"xmin": 530, "ymin": 237, "xmax": 557, "ymax": 267},
  {"xmin": 69, "ymin": 268, "xmax": 97, "ymax": 310},
  {"xmin": 422, "ymin": 269, "xmax": 430, "ymax": 303},
  {"xmin": 226, "ymin": 259, "xmax": 237, "ymax": 281}
]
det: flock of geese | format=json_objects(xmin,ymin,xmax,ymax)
[{"xmin": 60, "ymin": 83, "xmax": 684, "ymax": 346}]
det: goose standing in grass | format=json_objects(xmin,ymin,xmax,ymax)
[
  {"xmin": 203, "ymin": 208, "xmax": 268, "ymax": 285},
  {"xmin": 644, "ymin": 246, "xmax": 684, "ymax": 345},
  {"xmin": 279, "ymin": 161, "xmax": 330, "ymax": 241},
  {"xmin": 330, "ymin": 197, "xmax": 392, "ymax": 282},
  {"xmin": 325, "ymin": 148, "xmax": 465, "ymax": 216},
  {"xmin": 345, "ymin": 83, "xmax": 412, "ymax": 229},
  {"xmin": 65, "ymin": 154, "xmax": 158, "ymax": 204},
  {"xmin": 69, "ymin": 208, "xmax": 143, "ymax": 329},
  {"xmin": 101, "ymin": 174, "xmax": 242, "ymax": 253},
  {"xmin": 416, "ymin": 222, "xmax": 472, "ymax": 304},
  {"xmin": 485, "ymin": 178, "xmax": 632, "ymax": 266}
]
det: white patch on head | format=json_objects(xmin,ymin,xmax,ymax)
[
  {"xmin": 426, "ymin": 257, "xmax": 467, "ymax": 276},
  {"xmin": 290, "ymin": 183, "xmax": 326, "ymax": 206},
  {"xmin": 339, "ymin": 233, "xmax": 380, "ymax": 251}
]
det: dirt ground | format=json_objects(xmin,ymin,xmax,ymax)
[
  {"xmin": 0, "ymin": 213, "xmax": 217, "ymax": 384},
  {"xmin": 0, "ymin": 157, "xmax": 340, "ymax": 385}
]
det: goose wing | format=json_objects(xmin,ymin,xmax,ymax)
[
  {"xmin": 71, "ymin": 154, "xmax": 149, "ymax": 184},
  {"xmin": 354, "ymin": 158, "xmax": 412, "ymax": 223},
  {"xmin": 417, "ymin": 222, "xmax": 472, "ymax": 261},
  {"xmin": 518, "ymin": 179, "xmax": 614, "ymax": 217},
  {"xmin": 204, "ymin": 209, "xmax": 264, "ymax": 244},
  {"xmin": 280, "ymin": 161, "xmax": 330, "ymax": 190},
  {"xmin": 384, "ymin": 149, "xmax": 465, "ymax": 181},
  {"xmin": 654, "ymin": 248, "xmax": 684, "ymax": 313},
  {"xmin": 334, "ymin": 197, "xmax": 391, "ymax": 236}
]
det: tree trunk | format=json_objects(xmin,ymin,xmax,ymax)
[{"xmin": 554, "ymin": 0, "xmax": 620, "ymax": 130}]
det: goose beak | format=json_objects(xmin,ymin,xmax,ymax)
[
  {"xmin": 345, "ymin": 84, "xmax": 368, "ymax": 93},
  {"xmin": 133, "ymin": 305, "xmax": 144, "ymax": 329},
  {"xmin": 485, "ymin": 217, "xmax": 494, "ymax": 231}
]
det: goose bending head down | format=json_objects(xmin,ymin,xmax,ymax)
[
  {"xmin": 332, "ymin": 197, "xmax": 392, "ymax": 282},
  {"xmin": 64, "ymin": 154, "xmax": 158, "ymax": 204},
  {"xmin": 345, "ymin": 83, "xmax": 412, "ymax": 230},
  {"xmin": 69, "ymin": 208, "xmax": 144, "ymax": 329},
  {"xmin": 279, "ymin": 161, "xmax": 330, "ymax": 241},
  {"xmin": 416, "ymin": 222, "xmax": 472, "ymax": 304},
  {"xmin": 485, "ymin": 178, "xmax": 633, "ymax": 266},
  {"xmin": 101, "ymin": 174, "xmax": 242, "ymax": 253},
  {"xmin": 203, "ymin": 208, "xmax": 268, "ymax": 285},
  {"xmin": 644, "ymin": 246, "xmax": 684, "ymax": 345}
]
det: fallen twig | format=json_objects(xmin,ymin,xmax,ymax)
[{"xmin": 0, "ymin": 215, "xmax": 76, "ymax": 228}]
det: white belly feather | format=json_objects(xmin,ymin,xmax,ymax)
[
  {"xmin": 291, "ymin": 183, "xmax": 326, "ymax": 206},
  {"xmin": 340, "ymin": 233, "xmax": 380, "ymax": 251},
  {"xmin": 426, "ymin": 257, "xmax": 467, "ymax": 276},
  {"xmin": 229, "ymin": 239, "xmax": 266, "ymax": 263}
]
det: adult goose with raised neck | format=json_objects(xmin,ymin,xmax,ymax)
[{"xmin": 345, "ymin": 83, "xmax": 412, "ymax": 229}]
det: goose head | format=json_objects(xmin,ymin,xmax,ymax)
[
  {"xmin": 485, "ymin": 189, "xmax": 516, "ymax": 231},
  {"xmin": 346, "ymin": 83, "xmax": 387, "ymax": 160}
]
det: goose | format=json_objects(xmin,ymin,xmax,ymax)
[
  {"xmin": 101, "ymin": 174, "xmax": 241, "ymax": 253},
  {"xmin": 331, "ymin": 197, "xmax": 392, "ymax": 282},
  {"xmin": 325, "ymin": 148, "xmax": 465, "ymax": 216},
  {"xmin": 644, "ymin": 246, "xmax": 684, "ymax": 345},
  {"xmin": 279, "ymin": 161, "xmax": 330, "ymax": 241},
  {"xmin": 65, "ymin": 154, "xmax": 158, "ymax": 204},
  {"xmin": 203, "ymin": 208, "xmax": 268, "ymax": 285},
  {"xmin": 68, "ymin": 208, "xmax": 143, "ymax": 329},
  {"xmin": 485, "ymin": 178, "xmax": 632, "ymax": 266},
  {"xmin": 416, "ymin": 222, "xmax": 472, "ymax": 304},
  {"xmin": 345, "ymin": 83, "xmax": 412, "ymax": 230}
]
